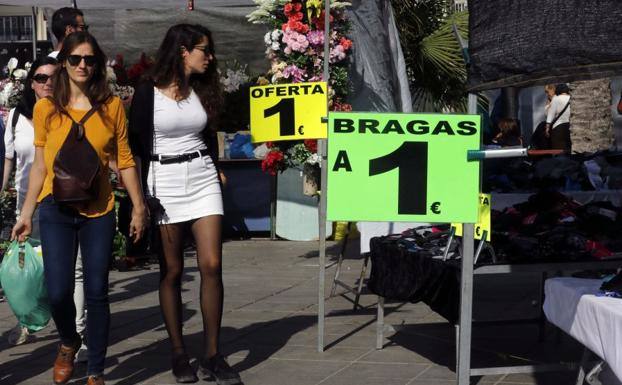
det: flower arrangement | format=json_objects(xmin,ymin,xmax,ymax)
[
  {"xmin": 220, "ymin": 60, "xmax": 251, "ymax": 93},
  {"xmin": 218, "ymin": 61, "xmax": 255, "ymax": 133},
  {"xmin": 0, "ymin": 58, "xmax": 29, "ymax": 110},
  {"xmin": 248, "ymin": 0, "xmax": 353, "ymax": 177},
  {"xmin": 106, "ymin": 58, "xmax": 135, "ymax": 107}
]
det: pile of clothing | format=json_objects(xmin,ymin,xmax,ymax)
[
  {"xmin": 492, "ymin": 191, "xmax": 622, "ymax": 263},
  {"xmin": 483, "ymin": 151, "xmax": 622, "ymax": 192}
]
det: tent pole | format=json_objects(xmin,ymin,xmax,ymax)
[
  {"xmin": 317, "ymin": 0, "xmax": 330, "ymax": 353},
  {"xmin": 71, "ymin": 1, "xmax": 77, "ymax": 8}
]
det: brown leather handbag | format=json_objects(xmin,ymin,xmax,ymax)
[{"xmin": 52, "ymin": 106, "xmax": 101, "ymax": 203}]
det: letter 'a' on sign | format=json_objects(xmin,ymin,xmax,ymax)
[
  {"xmin": 249, "ymin": 81, "xmax": 328, "ymax": 143},
  {"xmin": 327, "ymin": 112, "xmax": 481, "ymax": 223}
]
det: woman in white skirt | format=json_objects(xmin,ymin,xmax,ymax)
[{"xmin": 128, "ymin": 24, "xmax": 241, "ymax": 385}]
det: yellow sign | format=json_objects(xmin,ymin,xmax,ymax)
[
  {"xmin": 249, "ymin": 82, "xmax": 328, "ymax": 143},
  {"xmin": 452, "ymin": 194, "xmax": 491, "ymax": 241}
]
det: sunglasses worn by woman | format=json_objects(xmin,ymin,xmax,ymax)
[{"xmin": 11, "ymin": 32, "xmax": 148, "ymax": 385}]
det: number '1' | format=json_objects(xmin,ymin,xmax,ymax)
[
  {"xmin": 264, "ymin": 98, "xmax": 295, "ymax": 136},
  {"xmin": 369, "ymin": 141, "xmax": 428, "ymax": 215}
]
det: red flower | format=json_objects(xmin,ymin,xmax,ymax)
[
  {"xmin": 340, "ymin": 37, "xmax": 352, "ymax": 51},
  {"xmin": 282, "ymin": 20, "xmax": 309, "ymax": 34},
  {"xmin": 312, "ymin": 10, "xmax": 334, "ymax": 30},
  {"xmin": 266, "ymin": 141, "xmax": 274, "ymax": 148},
  {"xmin": 331, "ymin": 101, "xmax": 352, "ymax": 112},
  {"xmin": 304, "ymin": 139, "xmax": 318, "ymax": 153},
  {"xmin": 262, "ymin": 150, "xmax": 285, "ymax": 175},
  {"xmin": 284, "ymin": 2, "xmax": 302, "ymax": 17}
]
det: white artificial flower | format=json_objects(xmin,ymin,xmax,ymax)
[
  {"xmin": 106, "ymin": 66, "xmax": 117, "ymax": 83},
  {"xmin": 271, "ymin": 41, "xmax": 280, "ymax": 51},
  {"xmin": 0, "ymin": 82, "xmax": 15, "ymax": 107},
  {"xmin": 12, "ymin": 69, "xmax": 27, "ymax": 80},
  {"xmin": 307, "ymin": 153, "xmax": 322, "ymax": 165},
  {"xmin": 264, "ymin": 31, "xmax": 272, "ymax": 45},
  {"xmin": 24, "ymin": 62, "xmax": 32, "ymax": 72},
  {"xmin": 6, "ymin": 57, "xmax": 17, "ymax": 76}
]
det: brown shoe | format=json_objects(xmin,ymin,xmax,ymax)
[
  {"xmin": 86, "ymin": 375, "xmax": 105, "ymax": 385},
  {"xmin": 53, "ymin": 344, "xmax": 78, "ymax": 384}
]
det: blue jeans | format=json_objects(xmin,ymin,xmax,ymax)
[{"xmin": 38, "ymin": 196, "xmax": 115, "ymax": 376}]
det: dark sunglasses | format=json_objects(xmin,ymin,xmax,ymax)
[
  {"xmin": 193, "ymin": 45, "xmax": 211, "ymax": 55},
  {"xmin": 67, "ymin": 55, "xmax": 96, "ymax": 67},
  {"xmin": 32, "ymin": 74, "xmax": 52, "ymax": 84}
]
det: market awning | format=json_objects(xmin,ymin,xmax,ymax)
[{"xmin": 467, "ymin": 0, "xmax": 622, "ymax": 91}]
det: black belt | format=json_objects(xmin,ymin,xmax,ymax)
[{"xmin": 150, "ymin": 149, "xmax": 209, "ymax": 164}]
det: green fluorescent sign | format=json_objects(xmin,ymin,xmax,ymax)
[{"xmin": 327, "ymin": 112, "xmax": 481, "ymax": 223}]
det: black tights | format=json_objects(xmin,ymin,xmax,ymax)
[{"xmin": 158, "ymin": 215, "xmax": 223, "ymax": 359}]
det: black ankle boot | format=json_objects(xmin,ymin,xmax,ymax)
[
  {"xmin": 198, "ymin": 353, "xmax": 242, "ymax": 385},
  {"xmin": 172, "ymin": 353, "xmax": 198, "ymax": 383}
]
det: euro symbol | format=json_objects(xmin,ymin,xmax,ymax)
[
  {"xmin": 298, "ymin": 125, "xmax": 304, "ymax": 135},
  {"xmin": 430, "ymin": 202, "xmax": 441, "ymax": 214},
  {"xmin": 476, "ymin": 226, "xmax": 481, "ymax": 236}
]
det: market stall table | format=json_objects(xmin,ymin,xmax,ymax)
[{"xmin": 544, "ymin": 277, "xmax": 622, "ymax": 383}]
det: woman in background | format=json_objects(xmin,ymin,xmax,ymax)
[{"xmin": 129, "ymin": 24, "xmax": 241, "ymax": 384}]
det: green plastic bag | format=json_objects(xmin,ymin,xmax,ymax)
[{"xmin": 0, "ymin": 240, "xmax": 51, "ymax": 331}]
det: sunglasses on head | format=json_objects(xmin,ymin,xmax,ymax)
[
  {"xmin": 32, "ymin": 74, "xmax": 52, "ymax": 84},
  {"xmin": 66, "ymin": 55, "xmax": 96, "ymax": 67}
]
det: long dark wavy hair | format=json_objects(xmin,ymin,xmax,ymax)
[
  {"xmin": 149, "ymin": 24, "xmax": 223, "ymax": 129},
  {"xmin": 15, "ymin": 56, "xmax": 58, "ymax": 120},
  {"xmin": 48, "ymin": 31, "xmax": 111, "ymax": 120}
]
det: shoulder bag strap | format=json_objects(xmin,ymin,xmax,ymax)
[
  {"xmin": 550, "ymin": 100, "xmax": 570, "ymax": 127},
  {"xmin": 63, "ymin": 105, "xmax": 99, "ymax": 140},
  {"xmin": 11, "ymin": 109, "xmax": 19, "ymax": 137}
]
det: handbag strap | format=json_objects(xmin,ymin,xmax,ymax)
[
  {"xmin": 550, "ymin": 100, "xmax": 570, "ymax": 127},
  {"xmin": 150, "ymin": 117, "xmax": 157, "ymax": 198},
  {"xmin": 62, "ymin": 106, "xmax": 99, "ymax": 139}
]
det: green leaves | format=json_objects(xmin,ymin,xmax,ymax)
[{"xmin": 391, "ymin": 0, "xmax": 469, "ymax": 112}]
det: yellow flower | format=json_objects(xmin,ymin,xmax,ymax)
[
  {"xmin": 256, "ymin": 76, "xmax": 270, "ymax": 86},
  {"xmin": 306, "ymin": 0, "xmax": 323, "ymax": 22}
]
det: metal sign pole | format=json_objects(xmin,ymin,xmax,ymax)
[
  {"xmin": 456, "ymin": 93, "xmax": 478, "ymax": 385},
  {"xmin": 317, "ymin": 0, "xmax": 330, "ymax": 353}
]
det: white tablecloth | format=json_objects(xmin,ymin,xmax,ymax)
[{"xmin": 543, "ymin": 277, "xmax": 622, "ymax": 381}]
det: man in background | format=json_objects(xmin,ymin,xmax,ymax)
[{"xmin": 49, "ymin": 7, "xmax": 88, "ymax": 58}]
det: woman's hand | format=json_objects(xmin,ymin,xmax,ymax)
[
  {"xmin": 219, "ymin": 170, "xmax": 227, "ymax": 187},
  {"xmin": 129, "ymin": 204, "xmax": 148, "ymax": 243},
  {"xmin": 11, "ymin": 217, "xmax": 32, "ymax": 242}
]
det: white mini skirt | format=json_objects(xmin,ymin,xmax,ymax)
[{"xmin": 147, "ymin": 154, "xmax": 223, "ymax": 224}]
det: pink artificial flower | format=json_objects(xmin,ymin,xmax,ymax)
[
  {"xmin": 282, "ymin": 65, "xmax": 306, "ymax": 83},
  {"xmin": 329, "ymin": 45, "xmax": 346, "ymax": 63},
  {"xmin": 282, "ymin": 29, "xmax": 309, "ymax": 54},
  {"xmin": 306, "ymin": 30, "xmax": 324, "ymax": 46}
]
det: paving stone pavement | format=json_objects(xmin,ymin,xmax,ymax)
[{"xmin": 0, "ymin": 239, "xmax": 594, "ymax": 385}]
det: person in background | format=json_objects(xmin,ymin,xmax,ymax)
[
  {"xmin": 544, "ymin": 84, "xmax": 556, "ymax": 112},
  {"xmin": 492, "ymin": 118, "xmax": 523, "ymax": 147},
  {"xmin": 49, "ymin": 7, "xmax": 88, "ymax": 59},
  {"xmin": 2, "ymin": 56, "xmax": 59, "ymax": 346},
  {"xmin": 546, "ymin": 83, "xmax": 571, "ymax": 152},
  {"xmin": 129, "ymin": 24, "xmax": 241, "ymax": 384},
  {"xmin": 48, "ymin": 5, "xmax": 90, "ymax": 362},
  {"xmin": 11, "ymin": 32, "xmax": 147, "ymax": 385}
]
